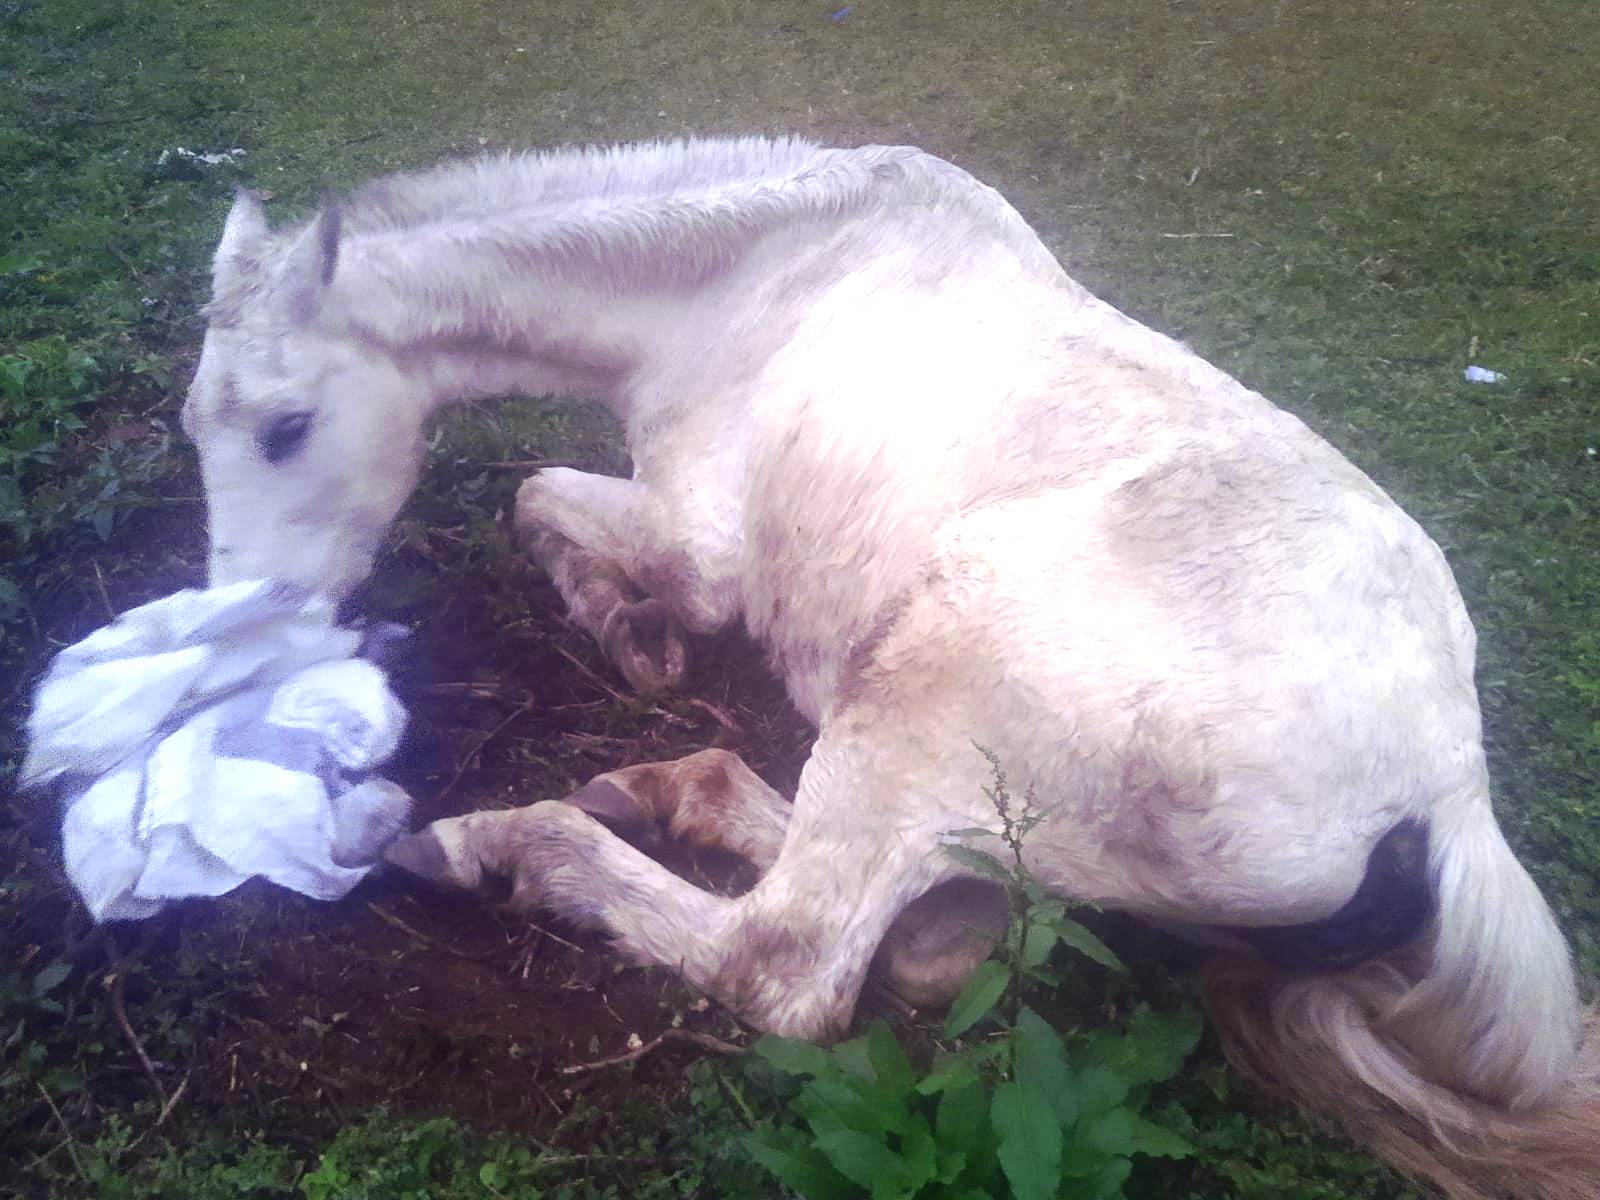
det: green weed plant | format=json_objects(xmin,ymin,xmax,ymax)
[{"xmin": 743, "ymin": 755, "xmax": 1201, "ymax": 1200}]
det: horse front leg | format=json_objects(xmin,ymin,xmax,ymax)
[
  {"xmin": 515, "ymin": 468, "xmax": 737, "ymax": 694},
  {"xmin": 556, "ymin": 748, "xmax": 790, "ymax": 870},
  {"xmin": 385, "ymin": 742, "xmax": 947, "ymax": 1039}
]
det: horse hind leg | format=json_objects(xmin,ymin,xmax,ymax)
[{"xmin": 520, "ymin": 523, "xmax": 690, "ymax": 694}]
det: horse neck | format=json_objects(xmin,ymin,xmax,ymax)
[
  {"xmin": 328, "ymin": 144, "xmax": 1062, "ymax": 420},
  {"xmin": 332, "ymin": 239, "xmax": 651, "ymax": 416}
]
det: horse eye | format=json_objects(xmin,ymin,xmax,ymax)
[{"xmin": 257, "ymin": 411, "xmax": 313, "ymax": 464}]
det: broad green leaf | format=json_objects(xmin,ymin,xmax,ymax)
[
  {"xmin": 1019, "ymin": 920, "xmax": 1059, "ymax": 971},
  {"xmin": 944, "ymin": 960, "xmax": 1010, "ymax": 1038},
  {"xmin": 990, "ymin": 1081, "xmax": 1062, "ymax": 1200},
  {"xmin": 830, "ymin": 1033, "xmax": 876, "ymax": 1081},
  {"xmin": 1071, "ymin": 1065, "xmax": 1131, "ymax": 1117},
  {"xmin": 744, "ymin": 1131, "xmax": 859, "ymax": 1200},
  {"xmin": 896, "ymin": 1114, "xmax": 939, "ymax": 1195},
  {"xmin": 754, "ymin": 1033, "xmax": 835, "ymax": 1079},
  {"xmin": 1042, "ymin": 916, "xmax": 1125, "ymax": 973},
  {"xmin": 1012, "ymin": 1007, "xmax": 1078, "ymax": 1127},
  {"xmin": 915, "ymin": 1043, "xmax": 1005, "ymax": 1094},
  {"xmin": 935, "ymin": 1075, "xmax": 988, "ymax": 1162},
  {"xmin": 797, "ymin": 1075, "xmax": 906, "ymax": 1138},
  {"xmin": 1085, "ymin": 1156, "xmax": 1133, "ymax": 1199},
  {"xmin": 814, "ymin": 1128, "xmax": 906, "ymax": 1192},
  {"xmin": 865, "ymin": 1020, "xmax": 915, "ymax": 1096},
  {"xmin": 933, "ymin": 1148, "xmax": 970, "ymax": 1187}
]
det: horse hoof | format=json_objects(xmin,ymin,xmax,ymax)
[
  {"xmin": 383, "ymin": 824, "xmax": 480, "ymax": 891},
  {"xmin": 561, "ymin": 777, "xmax": 661, "ymax": 843},
  {"xmin": 601, "ymin": 598, "xmax": 691, "ymax": 694}
]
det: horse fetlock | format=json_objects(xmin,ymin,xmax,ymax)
[{"xmin": 600, "ymin": 597, "xmax": 691, "ymax": 694}]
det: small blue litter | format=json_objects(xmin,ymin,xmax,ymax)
[
  {"xmin": 827, "ymin": 5, "xmax": 854, "ymax": 22},
  {"xmin": 1464, "ymin": 365, "xmax": 1505, "ymax": 383}
]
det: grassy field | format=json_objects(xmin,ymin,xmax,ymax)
[{"xmin": 3, "ymin": 0, "xmax": 1597, "ymax": 1196}]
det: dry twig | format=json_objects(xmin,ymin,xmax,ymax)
[
  {"xmin": 366, "ymin": 903, "xmax": 499, "ymax": 965},
  {"xmin": 560, "ymin": 1027, "xmax": 746, "ymax": 1076},
  {"xmin": 34, "ymin": 1084, "xmax": 89, "ymax": 1182},
  {"xmin": 436, "ymin": 698, "xmax": 536, "ymax": 801},
  {"xmin": 107, "ymin": 969, "xmax": 166, "ymax": 1108}
]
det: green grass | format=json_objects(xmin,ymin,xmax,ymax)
[{"xmin": 3, "ymin": 0, "xmax": 1597, "ymax": 1196}]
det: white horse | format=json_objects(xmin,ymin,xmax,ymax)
[{"xmin": 182, "ymin": 137, "xmax": 1596, "ymax": 1199}]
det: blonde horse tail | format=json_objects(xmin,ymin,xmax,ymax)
[{"xmin": 1204, "ymin": 792, "xmax": 1600, "ymax": 1200}]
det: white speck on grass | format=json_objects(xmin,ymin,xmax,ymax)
[{"xmin": 157, "ymin": 147, "xmax": 246, "ymax": 168}]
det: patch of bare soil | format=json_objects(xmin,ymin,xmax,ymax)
[{"xmin": 135, "ymin": 561, "xmax": 830, "ymax": 1142}]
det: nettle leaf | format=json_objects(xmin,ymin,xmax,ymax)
[
  {"xmin": 1012, "ymin": 1008, "xmax": 1078, "ymax": 1127},
  {"xmin": 754, "ymin": 1034, "xmax": 835, "ymax": 1079},
  {"xmin": 944, "ymin": 960, "xmax": 1010, "ymax": 1038},
  {"xmin": 1019, "ymin": 920, "xmax": 1059, "ymax": 971},
  {"xmin": 1078, "ymin": 1105, "xmax": 1195, "ymax": 1161},
  {"xmin": 1117, "ymin": 1006, "xmax": 1203, "ymax": 1085},
  {"xmin": 744, "ymin": 1129, "xmax": 858, "ymax": 1200},
  {"xmin": 942, "ymin": 843, "xmax": 1015, "ymax": 884},
  {"xmin": 990, "ymin": 1081, "xmax": 1063, "ymax": 1200},
  {"xmin": 1079, "ymin": 1007, "xmax": 1201, "ymax": 1092},
  {"xmin": 1042, "ymin": 916, "xmax": 1125, "ymax": 973}
]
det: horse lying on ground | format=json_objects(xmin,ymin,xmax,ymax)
[{"xmin": 181, "ymin": 136, "xmax": 1598, "ymax": 1199}]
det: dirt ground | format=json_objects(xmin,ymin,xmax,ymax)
[{"xmin": 5, "ymin": 488, "xmax": 838, "ymax": 1150}]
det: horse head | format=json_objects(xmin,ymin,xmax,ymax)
[{"xmin": 182, "ymin": 191, "xmax": 431, "ymax": 600}]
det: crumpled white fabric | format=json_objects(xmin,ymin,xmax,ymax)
[{"xmin": 22, "ymin": 580, "xmax": 412, "ymax": 921}]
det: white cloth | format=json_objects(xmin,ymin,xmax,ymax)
[{"xmin": 22, "ymin": 580, "xmax": 411, "ymax": 921}]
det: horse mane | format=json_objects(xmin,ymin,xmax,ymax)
[{"xmin": 309, "ymin": 136, "xmax": 1055, "ymax": 293}]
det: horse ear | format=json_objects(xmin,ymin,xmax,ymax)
[
  {"xmin": 281, "ymin": 203, "xmax": 343, "ymax": 326},
  {"xmin": 218, "ymin": 190, "xmax": 268, "ymax": 255},
  {"xmin": 206, "ymin": 190, "xmax": 271, "ymax": 324},
  {"xmin": 213, "ymin": 190, "xmax": 268, "ymax": 279}
]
